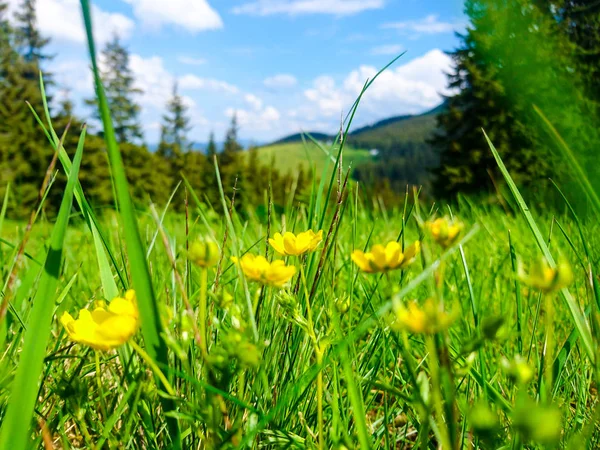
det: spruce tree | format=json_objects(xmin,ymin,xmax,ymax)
[
  {"xmin": 88, "ymin": 34, "xmax": 143, "ymax": 144},
  {"xmin": 14, "ymin": 0, "xmax": 50, "ymax": 63},
  {"xmin": 206, "ymin": 131, "xmax": 217, "ymax": 160},
  {"xmin": 0, "ymin": 0, "xmax": 53, "ymax": 214},
  {"xmin": 222, "ymin": 113, "xmax": 243, "ymax": 155},
  {"xmin": 158, "ymin": 81, "xmax": 191, "ymax": 158},
  {"xmin": 432, "ymin": 0, "xmax": 575, "ymax": 198}
]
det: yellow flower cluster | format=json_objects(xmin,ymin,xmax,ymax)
[
  {"xmin": 269, "ymin": 230, "xmax": 323, "ymax": 256},
  {"xmin": 61, "ymin": 290, "xmax": 139, "ymax": 351},
  {"xmin": 351, "ymin": 241, "xmax": 420, "ymax": 273},
  {"xmin": 518, "ymin": 258, "xmax": 573, "ymax": 293},
  {"xmin": 391, "ymin": 298, "xmax": 455, "ymax": 335},
  {"xmin": 232, "ymin": 254, "xmax": 296, "ymax": 287},
  {"xmin": 427, "ymin": 217, "xmax": 464, "ymax": 248}
]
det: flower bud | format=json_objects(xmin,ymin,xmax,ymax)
[{"xmin": 189, "ymin": 238, "xmax": 220, "ymax": 268}]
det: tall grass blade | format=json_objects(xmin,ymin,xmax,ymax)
[
  {"xmin": 78, "ymin": 1, "xmax": 180, "ymax": 446},
  {"xmin": 533, "ymin": 105, "xmax": 600, "ymax": 216},
  {"xmin": 0, "ymin": 127, "xmax": 85, "ymax": 450},
  {"xmin": 483, "ymin": 129, "xmax": 595, "ymax": 362}
]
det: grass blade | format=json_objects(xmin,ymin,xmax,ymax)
[
  {"xmin": 78, "ymin": 2, "xmax": 180, "ymax": 446},
  {"xmin": 483, "ymin": 129, "xmax": 595, "ymax": 363},
  {"xmin": 0, "ymin": 127, "xmax": 85, "ymax": 450}
]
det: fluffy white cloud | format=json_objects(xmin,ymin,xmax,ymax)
[
  {"xmin": 129, "ymin": 54, "xmax": 174, "ymax": 108},
  {"xmin": 179, "ymin": 75, "xmax": 239, "ymax": 94},
  {"xmin": 7, "ymin": 0, "xmax": 134, "ymax": 44},
  {"xmin": 233, "ymin": 0, "xmax": 384, "ymax": 16},
  {"xmin": 226, "ymin": 105, "xmax": 281, "ymax": 133},
  {"xmin": 244, "ymin": 94, "xmax": 264, "ymax": 111},
  {"xmin": 123, "ymin": 0, "xmax": 223, "ymax": 32},
  {"xmin": 177, "ymin": 56, "xmax": 207, "ymax": 66},
  {"xmin": 370, "ymin": 44, "xmax": 404, "ymax": 56},
  {"xmin": 382, "ymin": 15, "xmax": 461, "ymax": 35},
  {"xmin": 304, "ymin": 49, "xmax": 452, "ymax": 123},
  {"xmin": 263, "ymin": 74, "xmax": 298, "ymax": 89}
]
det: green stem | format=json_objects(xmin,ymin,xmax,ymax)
[
  {"xmin": 129, "ymin": 340, "xmax": 176, "ymax": 397},
  {"xmin": 425, "ymin": 335, "xmax": 452, "ymax": 450},
  {"xmin": 199, "ymin": 267, "xmax": 208, "ymax": 357},
  {"xmin": 95, "ymin": 351, "xmax": 108, "ymax": 420},
  {"xmin": 316, "ymin": 348, "xmax": 324, "ymax": 450}
]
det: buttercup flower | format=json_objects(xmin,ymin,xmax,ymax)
[
  {"xmin": 269, "ymin": 230, "xmax": 323, "ymax": 256},
  {"xmin": 518, "ymin": 257, "xmax": 573, "ymax": 293},
  {"xmin": 60, "ymin": 290, "xmax": 139, "ymax": 351},
  {"xmin": 189, "ymin": 238, "xmax": 220, "ymax": 268},
  {"xmin": 427, "ymin": 217, "xmax": 464, "ymax": 248},
  {"xmin": 391, "ymin": 298, "xmax": 455, "ymax": 334},
  {"xmin": 351, "ymin": 240, "xmax": 420, "ymax": 273},
  {"xmin": 231, "ymin": 254, "xmax": 296, "ymax": 287}
]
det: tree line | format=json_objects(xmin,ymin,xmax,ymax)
[
  {"xmin": 432, "ymin": 0, "xmax": 600, "ymax": 201},
  {"xmin": 0, "ymin": 0, "xmax": 305, "ymax": 218}
]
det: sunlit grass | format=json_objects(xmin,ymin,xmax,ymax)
[{"xmin": 1, "ymin": 3, "xmax": 600, "ymax": 449}]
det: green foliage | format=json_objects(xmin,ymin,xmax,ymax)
[
  {"xmin": 433, "ymin": 0, "xmax": 600, "ymax": 199},
  {"xmin": 86, "ymin": 34, "xmax": 143, "ymax": 144},
  {"xmin": 0, "ymin": 0, "xmax": 52, "ymax": 215}
]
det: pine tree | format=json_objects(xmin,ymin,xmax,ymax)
[
  {"xmin": 432, "ymin": 0, "xmax": 575, "ymax": 198},
  {"xmin": 0, "ymin": 0, "xmax": 54, "ymax": 214},
  {"xmin": 159, "ymin": 82, "xmax": 191, "ymax": 156},
  {"xmin": 206, "ymin": 131, "xmax": 217, "ymax": 160},
  {"xmin": 222, "ymin": 113, "xmax": 243, "ymax": 156},
  {"xmin": 555, "ymin": 1, "xmax": 600, "ymax": 112},
  {"xmin": 88, "ymin": 34, "xmax": 143, "ymax": 144}
]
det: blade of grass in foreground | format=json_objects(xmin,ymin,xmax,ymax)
[
  {"xmin": 533, "ymin": 105, "xmax": 600, "ymax": 216},
  {"xmin": 0, "ymin": 127, "xmax": 85, "ymax": 450},
  {"xmin": 78, "ymin": 2, "xmax": 180, "ymax": 446},
  {"xmin": 483, "ymin": 129, "xmax": 595, "ymax": 363}
]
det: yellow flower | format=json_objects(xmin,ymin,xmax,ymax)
[
  {"xmin": 351, "ymin": 240, "xmax": 420, "ymax": 273},
  {"xmin": 189, "ymin": 238, "xmax": 220, "ymax": 267},
  {"xmin": 518, "ymin": 258, "xmax": 573, "ymax": 293},
  {"xmin": 231, "ymin": 254, "xmax": 296, "ymax": 287},
  {"xmin": 391, "ymin": 298, "xmax": 455, "ymax": 334},
  {"xmin": 60, "ymin": 290, "xmax": 139, "ymax": 351},
  {"xmin": 426, "ymin": 217, "xmax": 464, "ymax": 248},
  {"xmin": 269, "ymin": 230, "xmax": 323, "ymax": 256}
]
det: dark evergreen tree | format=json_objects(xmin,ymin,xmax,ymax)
[
  {"xmin": 222, "ymin": 113, "xmax": 243, "ymax": 156},
  {"xmin": 432, "ymin": 0, "xmax": 576, "ymax": 198},
  {"xmin": 206, "ymin": 131, "xmax": 217, "ymax": 160},
  {"xmin": 88, "ymin": 34, "xmax": 143, "ymax": 144},
  {"xmin": 158, "ymin": 81, "xmax": 191, "ymax": 157},
  {"xmin": 0, "ymin": 0, "xmax": 53, "ymax": 214},
  {"xmin": 14, "ymin": 0, "xmax": 50, "ymax": 64}
]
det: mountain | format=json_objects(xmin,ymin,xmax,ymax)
[{"xmin": 270, "ymin": 103, "xmax": 444, "ymax": 148}]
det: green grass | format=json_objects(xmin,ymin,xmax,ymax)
[
  {"xmin": 1, "ymin": 184, "xmax": 600, "ymax": 448},
  {"xmin": 249, "ymin": 141, "xmax": 372, "ymax": 175},
  {"xmin": 1, "ymin": 4, "xmax": 600, "ymax": 448}
]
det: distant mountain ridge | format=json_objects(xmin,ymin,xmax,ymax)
[{"xmin": 270, "ymin": 102, "xmax": 445, "ymax": 146}]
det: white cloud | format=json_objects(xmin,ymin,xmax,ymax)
[
  {"xmin": 123, "ymin": 0, "xmax": 223, "ymax": 32},
  {"xmin": 177, "ymin": 56, "xmax": 207, "ymax": 66},
  {"xmin": 382, "ymin": 15, "xmax": 461, "ymax": 35},
  {"xmin": 7, "ymin": 0, "xmax": 134, "ymax": 44},
  {"xmin": 129, "ymin": 54, "xmax": 174, "ymax": 108},
  {"xmin": 233, "ymin": 0, "xmax": 384, "ymax": 16},
  {"xmin": 370, "ymin": 44, "xmax": 404, "ymax": 56},
  {"xmin": 179, "ymin": 75, "xmax": 240, "ymax": 94},
  {"xmin": 226, "ymin": 105, "xmax": 281, "ymax": 133},
  {"xmin": 304, "ymin": 49, "xmax": 452, "ymax": 123},
  {"xmin": 264, "ymin": 74, "xmax": 298, "ymax": 88},
  {"xmin": 244, "ymin": 94, "xmax": 264, "ymax": 111}
]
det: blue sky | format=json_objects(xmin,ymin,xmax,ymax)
[{"xmin": 7, "ymin": 0, "xmax": 467, "ymax": 143}]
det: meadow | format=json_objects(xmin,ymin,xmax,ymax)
[{"xmin": 2, "ymin": 3, "xmax": 600, "ymax": 450}]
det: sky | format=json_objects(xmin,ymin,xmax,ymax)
[{"xmin": 6, "ymin": 0, "xmax": 467, "ymax": 144}]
